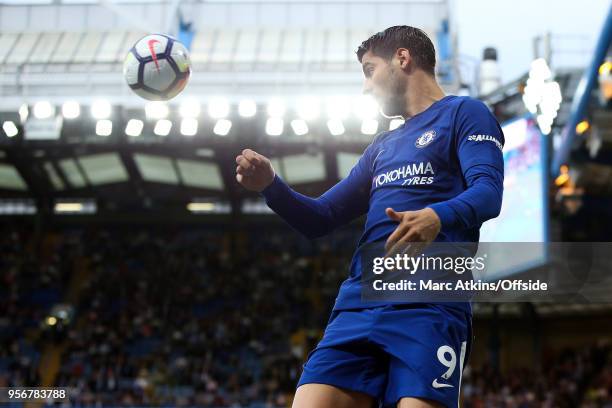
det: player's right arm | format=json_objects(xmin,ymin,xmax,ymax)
[{"xmin": 235, "ymin": 146, "xmax": 374, "ymax": 239}]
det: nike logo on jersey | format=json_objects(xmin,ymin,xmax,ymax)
[
  {"xmin": 372, "ymin": 149, "xmax": 385, "ymax": 170},
  {"xmin": 432, "ymin": 378, "xmax": 454, "ymax": 389}
]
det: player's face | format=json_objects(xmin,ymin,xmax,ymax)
[{"xmin": 361, "ymin": 50, "xmax": 406, "ymax": 117}]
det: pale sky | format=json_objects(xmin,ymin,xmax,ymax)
[{"xmin": 452, "ymin": 0, "xmax": 610, "ymax": 83}]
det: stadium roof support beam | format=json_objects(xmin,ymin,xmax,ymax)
[
  {"xmin": 552, "ymin": 4, "xmax": 612, "ymax": 174},
  {"xmin": 117, "ymin": 150, "xmax": 145, "ymax": 203}
]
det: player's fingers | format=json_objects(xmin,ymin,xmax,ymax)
[
  {"xmin": 386, "ymin": 243, "xmax": 405, "ymax": 260},
  {"xmin": 236, "ymin": 154, "xmax": 254, "ymax": 167},
  {"xmin": 236, "ymin": 156, "xmax": 255, "ymax": 172},
  {"xmin": 242, "ymin": 149, "xmax": 262, "ymax": 165},
  {"xmin": 403, "ymin": 240, "xmax": 428, "ymax": 258},
  {"xmin": 385, "ymin": 207, "xmax": 402, "ymax": 222},
  {"xmin": 392, "ymin": 209, "xmax": 418, "ymax": 223},
  {"xmin": 385, "ymin": 224, "xmax": 409, "ymax": 253},
  {"xmin": 402, "ymin": 211, "xmax": 418, "ymax": 221},
  {"xmin": 387, "ymin": 233, "xmax": 420, "ymax": 259},
  {"xmin": 236, "ymin": 173, "xmax": 243, "ymax": 183},
  {"xmin": 386, "ymin": 239, "xmax": 410, "ymax": 260},
  {"xmin": 236, "ymin": 165, "xmax": 248, "ymax": 175},
  {"xmin": 237, "ymin": 164, "xmax": 255, "ymax": 178},
  {"xmin": 254, "ymin": 151, "xmax": 270, "ymax": 165},
  {"xmin": 404, "ymin": 227, "xmax": 428, "ymax": 243}
]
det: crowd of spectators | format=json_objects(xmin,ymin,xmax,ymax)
[
  {"xmin": 0, "ymin": 224, "xmax": 75, "ymax": 390},
  {"xmin": 462, "ymin": 341, "xmax": 611, "ymax": 407},
  {"xmin": 54, "ymin": 225, "xmax": 356, "ymax": 407},
  {"xmin": 581, "ymin": 341, "xmax": 612, "ymax": 407},
  {"xmin": 1, "ymin": 223, "xmax": 611, "ymax": 407}
]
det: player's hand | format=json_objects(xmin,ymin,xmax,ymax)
[
  {"xmin": 235, "ymin": 148, "xmax": 275, "ymax": 192},
  {"xmin": 384, "ymin": 207, "xmax": 441, "ymax": 257}
]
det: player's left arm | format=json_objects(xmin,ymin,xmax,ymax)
[
  {"xmin": 427, "ymin": 98, "xmax": 505, "ymax": 229},
  {"xmin": 385, "ymin": 99, "xmax": 504, "ymax": 254}
]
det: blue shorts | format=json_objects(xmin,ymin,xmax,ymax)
[{"xmin": 297, "ymin": 303, "xmax": 473, "ymax": 408}]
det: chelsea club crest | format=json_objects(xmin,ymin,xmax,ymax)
[{"xmin": 415, "ymin": 130, "xmax": 436, "ymax": 148}]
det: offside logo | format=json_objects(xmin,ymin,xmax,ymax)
[{"xmin": 415, "ymin": 130, "xmax": 436, "ymax": 148}]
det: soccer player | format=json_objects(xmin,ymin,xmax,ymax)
[{"xmin": 235, "ymin": 26, "xmax": 504, "ymax": 408}]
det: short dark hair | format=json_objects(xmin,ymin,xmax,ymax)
[{"xmin": 356, "ymin": 26, "xmax": 436, "ymax": 76}]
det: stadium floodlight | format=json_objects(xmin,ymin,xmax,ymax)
[
  {"xmin": 326, "ymin": 119, "xmax": 345, "ymax": 136},
  {"xmin": 179, "ymin": 99, "xmax": 201, "ymax": 118},
  {"xmin": 267, "ymin": 98, "xmax": 285, "ymax": 118},
  {"xmin": 353, "ymin": 95, "xmax": 379, "ymax": 119},
  {"xmin": 54, "ymin": 200, "xmax": 96, "ymax": 214},
  {"xmin": 326, "ymin": 96, "xmax": 350, "ymax": 120},
  {"xmin": 529, "ymin": 58, "xmax": 552, "ymax": 81},
  {"xmin": 33, "ymin": 101, "xmax": 55, "ymax": 119},
  {"xmin": 187, "ymin": 202, "xmax": 215, "ymax": 212},
  {"xmin": 537, "ymin": 115, "xmax": 552, "ymax": 135},
  {"xmin": 213, "ymin": 119, "xmax": 232, "ymax": 136},
  {"xmin": 2, "ymin": 121, "xmax": 18, "ymax": 137},
  {"xmin": 54, "ymin": 203, "xmax": 82, "ymax": 213},
  {"xmin": 361, "ymin": 118, "xmax": 379, "ymax": 135},
  {"xmin": 208, "ymin": 97, "xmax": 230, "ymax": 119},
  {"xmin": 125, "ymin": 119, "xmax": 144, "ymax": 137},
  {"xmin": 145, "ymin": 101, "xmax": 169, "ymax": 120},
  {"xmin": 91, "ymin": 100, "xmax": 111, "ymax": 119},
  {"xmin": 238, "ymin": 99, "xmax": 257, "ymax": 117},
  {"xmin": 154, "ymin": 119, "xmax": 172, "ymax": 136},
  {"xmin": 62, "ymin": 101, "xmax": 80, "ymax": 119},
  {"xmin": 576, "ymin": 120, "xmax": 590, "ymax": 135},
  {"xmin": 265, "ymin": 117, "xmax": 283, "ymax": 136},
  {"xmin": 95, "ymin": 120, "xmax": 113, "ymax": 136},
  {"xmin": 181, "ymin": 118, "xmax": 198, "ymax": 136},
  {"xmin": 543, "ymin": 82, "xmax": 562, "ymax": 109},
  {"xmin": 523, "ymin": 58, "xmax": 561, "ymax": 134},
  {"xmin": 290, "ymin": 119, "xmax": 308, "ymax": 136},
  {"xmin": 389, "ymin": 118, "xmax": 405, "ymax": 130},
  {"xmin": 296, "ymin": 96, "xmax": 320, "ymax": 120},
  {"xmin": 540, "ymin": 99, "xmax": 558, "ymax": 119},
  {"xmin": 522, "ymin": 94, "xmax": 538, "ymax": 114},
  {"xmin": 19, "ymin": 104, "xmax": 29, "ymax": 123}
]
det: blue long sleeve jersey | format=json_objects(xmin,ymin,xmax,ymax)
[{"xmin": 260, "ymin": 96, "xmax": 505, "ymax": 313}]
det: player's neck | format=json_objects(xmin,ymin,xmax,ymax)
[{"xmin": 402, "ymin": 73, "xmax": 446, "ymax": 120}]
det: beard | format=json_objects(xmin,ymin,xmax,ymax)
[
  {"xmin": 379, "ymin": 67, "xmax": 406, "ymax": 118},
  {"xmin": 379, "ymin": 93, "xmax": 405, "ymax": 118}
]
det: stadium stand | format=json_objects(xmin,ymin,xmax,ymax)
[{"xmin": 0, "ymin": 223, "xmax": 610, "ymax": 407}]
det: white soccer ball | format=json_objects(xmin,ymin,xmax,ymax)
[{"xmin": 123, "ymin": 34, "xmax": 191, "ymax": 101}]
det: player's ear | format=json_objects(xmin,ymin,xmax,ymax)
[{"xmin": 395, "ymin": 48, "xmax": 411, "ymax": 70}]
